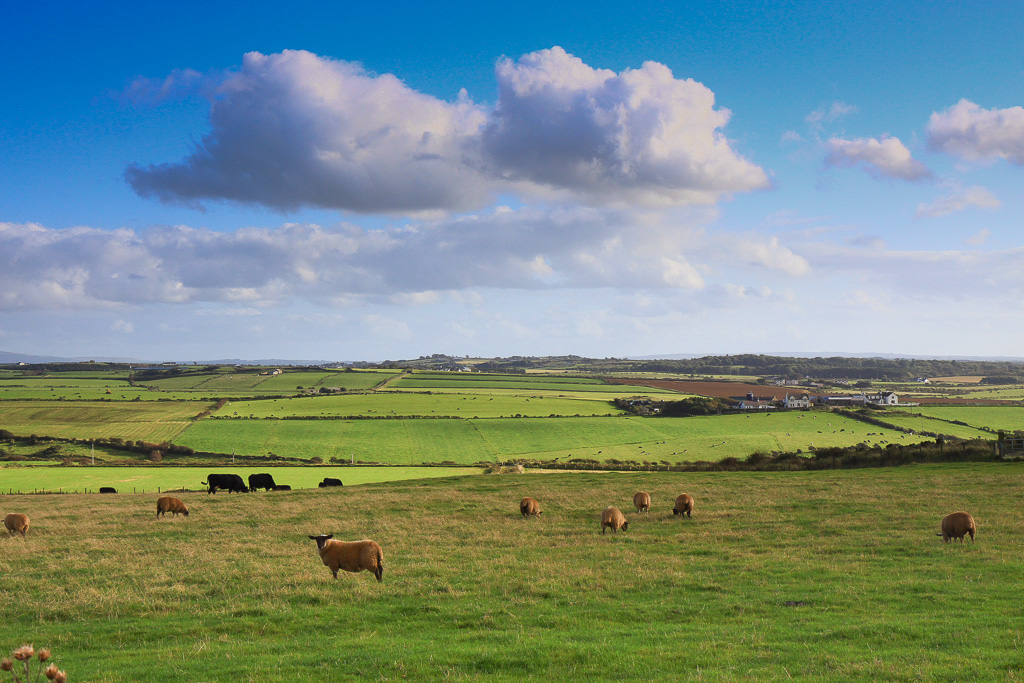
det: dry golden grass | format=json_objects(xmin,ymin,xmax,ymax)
[{"xmin": 3, "ymin": 464, "xmax": 1023, "ymax": 680}]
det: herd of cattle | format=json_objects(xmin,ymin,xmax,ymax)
[
  {"xmin": 3, "ymin": 479, "xmax": 979, "ymax": 582},
  {"xmin": 199, "ymin": 473, "xmax": 343, "ymax": 494}
]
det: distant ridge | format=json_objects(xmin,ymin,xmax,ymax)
[
  {"xmin": 0, "ymin": 350, "xmax": 339, "ymax": 366},
  {"xmin": 629, "ymin": 351, "xmax": 1024, "ymax": 363}
]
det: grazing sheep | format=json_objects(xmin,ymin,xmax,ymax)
[
  {"xmin": 308, "ymin": 534, "xmax": 384, "ymax": 582},
  {"xmin": 156, "ymin": 496, "xmax": 190, "ymax": 518},
  {"xmin": 633, "ymin": 491, "xmax": 651, "ymax": 514},
  {"xmin": 4, "ymin": 513, "xmax": 29, "ymax": 537},
  {"xmin": 601, "ymin": 506, "xmax": 629, "ymax": 534},
  {"xmin": 938, "ymin": 511, "xmax": 976, "ymax": 543},
  {"xmin": 520, "ymin": 497, "xmax": 541, "ymax": 517},
  {"xmin": 673, "ymin": 493, "xmax": 694, "ymax": 518}
]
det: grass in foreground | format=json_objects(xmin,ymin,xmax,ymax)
[{"xmin": 2, "ymin": 462, "xmax": 1022, "ymax": 681}]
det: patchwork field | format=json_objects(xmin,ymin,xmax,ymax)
[
  {"xmin": 898, "ymin": 406, "xmax": 1024, "ymax": 433},
  {"xmin": 2, "ymin": 464, "xmax": 1021, "ymax": 681}
]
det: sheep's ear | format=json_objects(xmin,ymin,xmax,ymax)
[
  {"xmin": 325, "ymin": 534, "xmax": 333, "ymax": 540},
  {"xmin": 308, "ymin": 535, "xmax": 318, "ymax": 540}
]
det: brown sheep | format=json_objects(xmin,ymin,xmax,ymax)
[
  {"xmin": 309, "ymin": 534, "xmax": 384, "ymax": 582},
  {"xmin": 633, "ymin": 491, "xmax": 651, "ymax": 514},
  {"xmin": 601, "ymin": 506, "xmax": 629, "ymax": 534},
  {"xmin": 673, "ymin": 493, "xmax": 694, "ymax": 518},
  {"xmin": 156, "ymin": 496, "xmax": 190, "ymax": 518},
  {"xmin": 4, "ymin": 512, "xmax": 29, "ymax": 537},
  {"xmin": 938, "ymin": 511, "xmax": 976, "ymax": 543},
  {"xmin": 520, "ymin": 497, "xmax": 541, "ymax": 517}
]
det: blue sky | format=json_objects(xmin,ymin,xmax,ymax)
[{"xmin": 2, "ymin": 1, "xmax": 1023, "ymax": 361}]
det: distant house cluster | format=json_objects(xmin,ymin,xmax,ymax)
[{"xmin": 732, "ymin": 391, "xmax": 908, "ymax": 411}]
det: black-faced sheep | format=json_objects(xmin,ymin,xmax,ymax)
[
  {"xmin": 308, "ymin": 534, "xmax": 384, "ymax": 582},
  {"xmin": 156, "ymin": 496, "xmax": 190, "ymax": 518},
  {"xmin": 4, "ymin": 512, "xmax": 30, "ymax": 537},
  {"xmin": 601, "ymin": 506, "xmax": 629, "ymax": 534},
  {"xmin": 673, "ymin": 493, "xmax": 694, "ymax": 518},
  {"xmin": 938, "ymin": 511, "xmax": 976, "ymax": 543},
  {"xmin": 520, "ymin": 497, "xmax": 541, "ymax": 517},
  {"xmin": 633, "ymin": 491, "xmax": 651, "ymax": 514}
]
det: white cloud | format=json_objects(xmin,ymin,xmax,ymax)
[
  {"xmin": 125, "ymin": 47, "xmax": 768, "ymax": 214},
  {"xmin": 825, "ymin": 135, "xmax": 932, "ymax": 181},
  {"xmin": 126, "ymin": 50, "xmax": 491, "ymax": 214},
  {"xmin": 915, "ymin": 185, "xmax": 1001, "ymax": 218},
  {"xmin": 112, "ymin": 319, "xmax": 134, "ymax": 333},
  {"xmin": 1, "ymin": 208, "xmax": 807, "ymax": 311},
  {"xmin": 927, "ymin": 99, "xmax": 1024, "ymax": 164},
  {"xmin": 481, "ymin": 46, "xmax": 769, "ymax": 206}
]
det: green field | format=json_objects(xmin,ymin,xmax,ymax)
[
  {"xmin": 868, "ymin": 411, "xmax": 993, "ymax": 439},
  {"xmin": 392, "ymin": 371, "xmax": 673, "ymax": 394},
  {"xmin": 899, "ymin": 405, "xmax": 1024, "ymax": 432},
  {"xmin": 0, "ymin": 465, "xmax": 480, "ymax": 493},
  {"xmin": 0, "ymin": 401, "xmax": 209, "ymax": 442},
  {"xmin": 174, "ymin": 412, "xmax": 931, "ymax": 464},
  {"xmin": 144, "ymin": 369, "xmax": 399, "ymax": 394},
  {"xmin": 216, "ymin": 392, "xmax": 624, "ymax": 419},
  {"xmin": 1, "ymin": 463, "xmax": 1021, "ymax": 680}
]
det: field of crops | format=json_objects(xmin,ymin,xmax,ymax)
[
  {"xmin": 216, "ymin": 392, "xmax": 624, "ymax": 419},
  {"xmin": 175, "ymin": 412, "xmax": 930, "ymax": 464},
  {"xmin": 2, "ymin": 463, "xmax": 1021, "ymax": 680},
  {"xmin": 392, "ymin": 371, "xmax": 670, "ymax": 394},
  {"xmin": 0, "ymin": 401, "xmax": 209, "ymax": 442},
  {"xmin": 0, "ymin": 465, "xmax": 479, "ymax": 494}
]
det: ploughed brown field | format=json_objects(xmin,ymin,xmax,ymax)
[{"xmin": 608, "ymin": 378, "xmax": 793, "ymax": 400}]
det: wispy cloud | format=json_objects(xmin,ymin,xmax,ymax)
[{"xmin": 915, "ymin": 185, "xmax": 1001, "ymax": 218}]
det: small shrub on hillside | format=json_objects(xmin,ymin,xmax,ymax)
[{"xmin": 149, "ymin": 450, "xmax": 163, "ymax": 463}]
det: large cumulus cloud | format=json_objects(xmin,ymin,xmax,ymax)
[
  {"xmin": 126, "ymin": 50, "xmax": 490, "ymax": 213},
  {"xmin": 125, "ymin": 47, "xmax": 768, "ymax": 213},
  {"xmin": 480, "ymin": 47, "xmax": 769, "ymax": 206}
]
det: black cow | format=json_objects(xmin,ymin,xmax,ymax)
[
  {"xmin": 318, "ymin": 477, "xmax": 344, "ymax": 488},
  {"xmin": 99, "ymin": 486, "xmax": 117, "ymax": 494},
  {"xmin": 248, "ymin": 473, "xmax": 277, "ymax": 492},
  {"xmin": 203, "ymin": 473, "xmax": 249, "ymax": 494},
  {"xmin": 272, "ymin": 485, "xmax": 291, "ymax": 491}
]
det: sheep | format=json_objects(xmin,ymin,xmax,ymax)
[
  {"xmin": 520, "ymin": 497, "xmax": 541, "ymax": 517},
  {"xmin": 156, "ymin": 496, "xmax": 190, "ymax": 518},
  {"xmin": 673, "ymin": 493, "xmax": 694, "ymax": 518},
  {"xmin": 601, "ymin": 506, "xmax": 629, "ymax": 534},
  {"xmin": 633, "ymin": 491, "xmax": 651, "ymax": 514},
  {"xmin": 308, "ymin": 534, "xmax": 384, "ymax": 582},
  {"xmin": 4, "ymin": 512, "xmax": 30, "ymax": 537},
  {"xmin": 938, "ymin": 511, "xmax": 976, "ymax": 543}
]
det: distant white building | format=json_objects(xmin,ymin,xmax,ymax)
[{"xmin": 783, "ymin": 393, "xmax": 812, "ymax": 409}]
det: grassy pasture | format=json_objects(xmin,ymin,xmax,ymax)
[
  {"xmin": 217, "ymin": 392, "xmax": 624, "ymax": 419},
  {"xmin": 0, "ymin": 401, "xmax": 210, "ymax": 442},
  {"xmin": 175, "ymin": 413, "xmax": 930, "ymax": 464},
  {"xmin": 869, "ymin": 411, "xmax": 992, "ymax": 439},
  {"xmin": 0, "ymin": 465, "xmax": 480, "ymax": 493},
  {"xmin": 898, "ymin": 406, "xmax": 1024, "ymax": 432},
  {"xmin": 1, "ymin": 464, "xmax": 1021, "ymax": 681}
]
